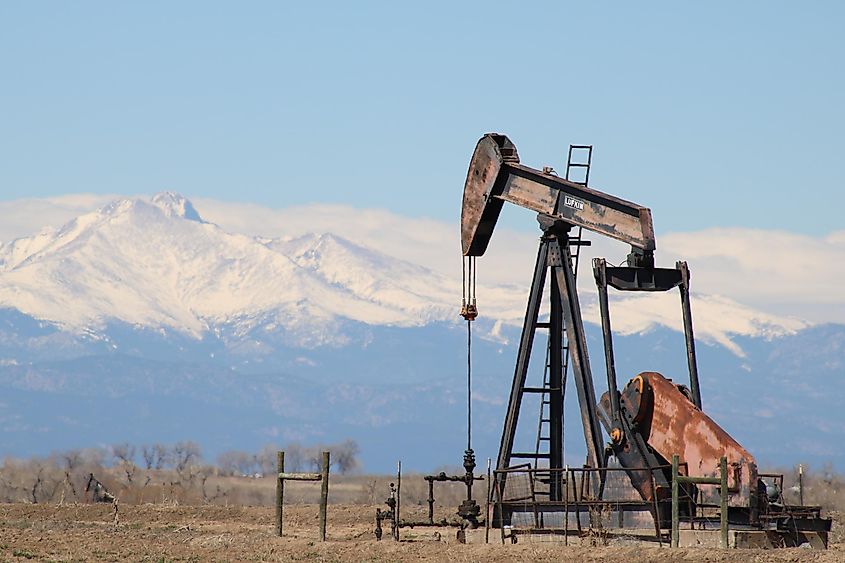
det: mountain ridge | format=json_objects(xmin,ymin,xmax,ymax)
[
  {"xmin": 0, "ymin": 192, "xmax": 810, "ymax": 355},
  {"xmin": 0, "ymin": 193, "xmax": 841, "ymax": 470},
  {"xmin": 0, "ymin": 193, "xmax": 462, "ymax": 345}
]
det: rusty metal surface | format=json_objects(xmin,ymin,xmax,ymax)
[
  {"xmin": 460, "ymin": 133, "xmax": 657, "ymax": 257},
  {"xmin": 622, "ymin": 372, "xmax": 758, "ymax": 511},
  {"xmin": 500, "ymin": 163, "xmax": 656, "ymax": 251},
  {"xmin": 598, "ymin": 390, "xmax": 673, "ymax": 509},
  {"xmin": 460, "ymin": 134, "xmax": 514, "ymax": 256}
]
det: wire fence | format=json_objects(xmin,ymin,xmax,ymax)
[{"xmin": 492, "ymin": 462, "xmax": 683, "ymax": 543}]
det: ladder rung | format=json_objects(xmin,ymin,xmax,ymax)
[
  {"xmin": 570, "ymin": 145, "xmax": 592, "ymax": 149},
  {"xmin": 523, "ymin": 387, "xmax": 560, "ymax": 393},
  {"xmin": 535, "ymin": 322, "xmax": 550, "ymax": 329},
  {"xmin": 569, "ymin": 240, "xmax": 592, "ymax": 246},
  {"xmin": 538, "ymin": 437, "xmax": 550, "ymax": 441},
  {"xmin": 512, "ymin": 453, "xmax": 551, "ymax": 459},
  {"xmin": 567, "ymin": 163, "xmax": 589, "ymax": 167}
]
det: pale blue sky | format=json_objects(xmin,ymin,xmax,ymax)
[{"xmin": 1, "ymin": 1, "xmax": 843, "ymax": 235}]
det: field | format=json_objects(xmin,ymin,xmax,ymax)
[
  {"xmin": 1, "ymin": 462, "xmax": 842, "ymax": 562},
  {"xmin": 0, "ymin": 502, "xmax": 841, "ymax": 562}
]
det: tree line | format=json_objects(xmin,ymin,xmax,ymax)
[{"xmin": 0, "ymin": 439, "xmax": 360, "ymax": 504}]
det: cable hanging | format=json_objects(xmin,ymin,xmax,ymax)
[{"xmin": 460, "ymin": 256, "xmax": 477, "ymax": 452}]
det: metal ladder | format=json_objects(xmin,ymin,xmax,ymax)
[{"xmin": 530, "ymin": 145, "xmax": 593, "ymax": 497}]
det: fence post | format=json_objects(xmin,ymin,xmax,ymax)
[
  {"xmin": 671, "ymin": 454, "xmax": 679, "ymax": 548},
  {"xmin": 564, "ymin": 465, "xmax": 569, "ymax": 546},
  {"xmin": 395, "ymin": 460, "xmax": 401, "ymax": 541},
  {"xmin": 319, "ymin": 451, "xmax": 330, "ymax": 541},
  {"xmin": 276, "ymin": 451, "xmax": 285, "ymax": 537},
  {"xmin": 798, "ymin": 464, "xmax": 804, "ymax": 506},
  {"xmin": 494, "ymin": 472, "xmax": 505, "ymax": 545},
  {"xmin": 720, "ymin": 456, "xmax": 728, "ymax": 549},
  {"xmin": 485, "ymin": 458, "xmax": 491, "ymax": 544}
]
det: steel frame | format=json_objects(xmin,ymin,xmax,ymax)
[{"xmin": 496, "ymin": 218, "xmax": 603, "ymax": 516}]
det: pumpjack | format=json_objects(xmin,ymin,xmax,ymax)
[{"xmin": 461, "ymin": 133, "xmax": 831, "ymax": 545}]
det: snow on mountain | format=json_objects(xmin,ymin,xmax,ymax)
[
  {"xmin": 0, "ymin": 193, "xmax": 810, "ymax": 354},
  {"xmin": 580, "ymin": 292, "xmax": 809, "ymax": 357},
  {"xmin": 0, "ymin": 193, "xmax": 466, "ymax": 345},
  {"xmin": 267, "ymin": 233, "xmax": 456, "ymax": 324}
]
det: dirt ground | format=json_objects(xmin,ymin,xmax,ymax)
[{"xmin": 0, "ymin": 503, "xmax": 841, "ymax": 562}]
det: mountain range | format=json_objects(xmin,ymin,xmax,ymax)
[{"xmin": 0, "ymin": 193, "xmax": 841, "ymax": 472}]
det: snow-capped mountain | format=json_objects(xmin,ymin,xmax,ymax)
[
  {"xmin": 0, "ymin": 193, "xmax": 841, "ymax": 471},
  {"xmin": 0, "ymin": 192, "xmax": 807, "ymax": 354},
  {"xmin": 0, "ymin": 193, "xmax": 469, "ymax": 347}
]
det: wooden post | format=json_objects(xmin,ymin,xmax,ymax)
[
  {"xmin": 720, "ymin": 456, "xmax": 728, "ymax": 549},
  {"xmin": 484, "ymin": 458, "xmax": 491, "ymax": 544},
  {"xmin": 564, "ymin": 465, "xmax": 569, "ymax": 546},
  {"xmin": 650, "ymin": 471, "xmax": 662, "ymax": 545},
  {"xmin": 671, "ymin": 454, "xmax": 679, "ymax": 548},
  {"xmin": 319, "ymin": 451, "xmax": 330, "ymax": 542},
  {"xmin": 427, "ymin": 479, "xmax": 435, "ymax": 524},
  {"xmin": 276, "ymin": 450, "xmax": 328, "ymax": 540},
  {"xmin": 798, "ymin": 464, "xmax": 804, "ymax": 506},
  {"xmin": 395, "ymin": 460, "xmax": 401, "ymax": 541},
  {"xmin": 276, "ymin": 451, "xmax": 284, "ymax": 537},
  {"xmin": 573, "ymin": 468, "xmax": 582, "ymax": 536},
  {"xmin": 671, "ymin": 455, "xmax": 729, "ymax": 549},
  {"xmin": 494, "ymin": 472, "xmax": 505, "ymax": 545}
]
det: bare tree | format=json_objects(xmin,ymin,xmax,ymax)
[
  {"xmin": 79, "ymin": 448, "xmax": 106, "ymax": 468},
  {"xmin": 153, "ymin": 444, "xmax": 170, "ymax": 470},
  {"xmin": 239, "ymin": 455, "xmax": 258, "ymax": 477},
  {"xmin": 111, "ymin": 443, "xmax": 137, "ymax": 483},
  {"xmin": 171, "ymin": 441, "xmax": 202, "ymax": 482},
  {"xmin": 57, "ymin": 449, "xmax": 83, "ymax": 473},
  {"xmin": 24, "ymin": 458, "xmax": 63, "ymax": 504},
  {"xmin": 217, "ymin": 450, "xmax": 255, "ymax": 477},
  {"xmin": 0, "ymin": 438, "xmax": 365, "ymax": 506},
  {"xmin": 141, "ymin": 443, "xmax": 171, "ymax": 470},
  {"xmin": 0, "ymin": 457, "xmax": 29, "ymax": 502},
  {"xmin": 216, "ymin": 450, "xmax": 239, "ymax": 477},
  {"xmin": 30, "ymin": 466, "xmax": 44, "ymax": 503},
  {"xmin": 111, "ymin": 443, "xmax": 136, "ymax": 465},
  {"xmin": 256, "ymin": 444, "xmax": 284, "ymax": 476},
  {"xmin": 305, "ymin": 445, "xmax": 324, "ymax": 472},
  {"xmin": 198, "ymin": 464, "xmax": 227, "ymax": 503},
  {"xmin": 332, "ymin": 439, "xmax": 360, "ymax": 475},
  {"xmin": 141, "ymin": 444, "xmax": 155, "ymax": 470},
  {"xmin": 282, "ymin": 443, "xmax": 305, "ymax": 473},
  {"xmin": 300, "ymin": 440, "xmax": 360, "ymax": 474}
]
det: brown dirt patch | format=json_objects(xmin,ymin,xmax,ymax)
[{"xmin": 0, "ymin": 503, "xmax": 840, "ymax": 562}]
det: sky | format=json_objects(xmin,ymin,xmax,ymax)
[{"xmin": 1, "ymin": 1, "xmax": 844, "ymax": 237}]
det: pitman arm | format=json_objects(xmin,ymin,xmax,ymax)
[{"xmin": 461, "ymin": 133, "xmax": 656, "ymax": 257}]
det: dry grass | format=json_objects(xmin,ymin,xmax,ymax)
[
  {"xmin": 1, "ymin": 456, "xmax": 842, "ymax": 561},
  {"xmin": 0, "ymin": 452, "xmax": 476, "ymax": 510},
  {"xmin": 772, "ymin": 464, "xmax": 845, "ymax": 511},
  {"xmin": 0, "ymin": 503, "xmax": 841, "ymax": 562}
]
